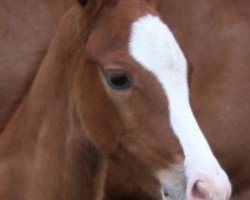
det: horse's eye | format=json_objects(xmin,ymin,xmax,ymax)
[{"xmin": 106, "ymin": 71, "xmax": 132, "ymax": 90}]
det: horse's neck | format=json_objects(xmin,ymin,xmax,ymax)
[
  {"xmin": 0, "ymin": 6, "xmax": 107, "ymax": 200},
  {"xmin": 0, "ymin": 99, "xmax": 106, "ymax": 200}
]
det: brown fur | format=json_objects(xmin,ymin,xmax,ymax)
[
  {"xmin": 0, "ymin": 0, "xmax": 250, "ymax": 199},
  {"xmin": 0, "ymin": 0, "xmax": 75, "ymax": 132},
  {"xmin": 158, "ymin": 0, "xmax": 250, "ymax": 198},
  {"xmin": 0, "ymin": 1, "xmax": 184, "ymax": 199},
  {"xmin": 107, "ymin": 0, "xmax": 250, "ymax": 199}
]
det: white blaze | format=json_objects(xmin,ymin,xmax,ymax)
[{"xmin": 129, "ymin": 14, "xmax": 230, "ymax": 199}]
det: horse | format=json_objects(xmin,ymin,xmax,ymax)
[
  {"xmin": 1, "ymin": 0, "xmax": 249, "ymax": 199},
  {"xmin": 0, "ymin": 0, "xmax": 231, "ymax": 199},
  {"xmin": 106, "ymin": 1, "xmax": 250, "ymax": 199},
  {"xmin": 159, "ymin": 1, "xmax": 250, "ymax": 198},
  {"xmin": 0, "ymin": 0, "xmax": 75, "ymax": 133}
]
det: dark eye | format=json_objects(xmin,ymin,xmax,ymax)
[{"xmin": 106, "ymin": 71, "xmax": 132, "ymax": 90}]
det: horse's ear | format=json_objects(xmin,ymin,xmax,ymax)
[
  {"xmin": 78, "ymin": 0, "xmax": 103, "ymax": 19},
  {"xmin": 78, "ymin": 0, "xmax": 88, "ymax": 7},
  {"xmin": 78, "ymin": 0, "xmax": 102, "ymax": 8},
  {"xmin": 78, "ymin": 0, "xmax": 118, "ymax": 25}
]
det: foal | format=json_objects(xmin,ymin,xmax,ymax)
[{"xmin": 0, "ymin": 0, "xmax": 231, "ymax": 199}]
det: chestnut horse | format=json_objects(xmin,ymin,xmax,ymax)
[
  {"xmin": 160, "ymin": 1, "xmax": 250, "ymax": 199},
  {"xmin": 1, "ymin": 0, "xmax": 250, "ymax": 199},
  {"xmin": 0, "ymin": 0, "xmax": 75, "ymax": 132},
  {"xmin": 0, "ymin": 0, "xmax": 231, "ymax": 199},
  {"xmin": 106, "ymin": 1, "xmax": 250, "ymax": 200}
]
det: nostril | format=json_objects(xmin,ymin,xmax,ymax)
[
  {"xmin": 191, "ymin": 180, "xmax": 212, "ymax": 200},
  {"xmin": 163, "ymin": 188, "xmax": 169, "ymax": 197}
]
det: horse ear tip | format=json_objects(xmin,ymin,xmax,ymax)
[{"xmin": 78, "ymin": 0, "xmax": 88, "ymax": 6}]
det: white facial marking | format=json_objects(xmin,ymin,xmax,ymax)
[{"xmin": 129, "ymin": 14, "xmax": 231, "ymax": 199}]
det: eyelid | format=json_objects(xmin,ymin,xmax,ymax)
[
  {"xmin": 104, "ymin": 70, "xmax": 132, "ymax": 82},
  {"xmin": 105, "ymin": 70, "xmax": 133, "ymax": 90}
]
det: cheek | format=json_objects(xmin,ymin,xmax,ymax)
[
  {"xmin": 113, "ymin": 91, "xmax": 183, "ymax": 153},
  {"xmin": 78, "ymin": 98, "xmax": 123, "ymax": 154},
  {"xmin": 107, "ymin": 92, "xmax": 145, "ymax": 130},
  {"xmin": 136, "ymin": 109, "xmax": 183, "ymax": 157},
  {"xmin": 116, "ymin": 106, "xmax": 138, "ymax": 130},
  {"xmin": 74, "ymin": 67, "xmax": 124, "ymax": 154}
]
